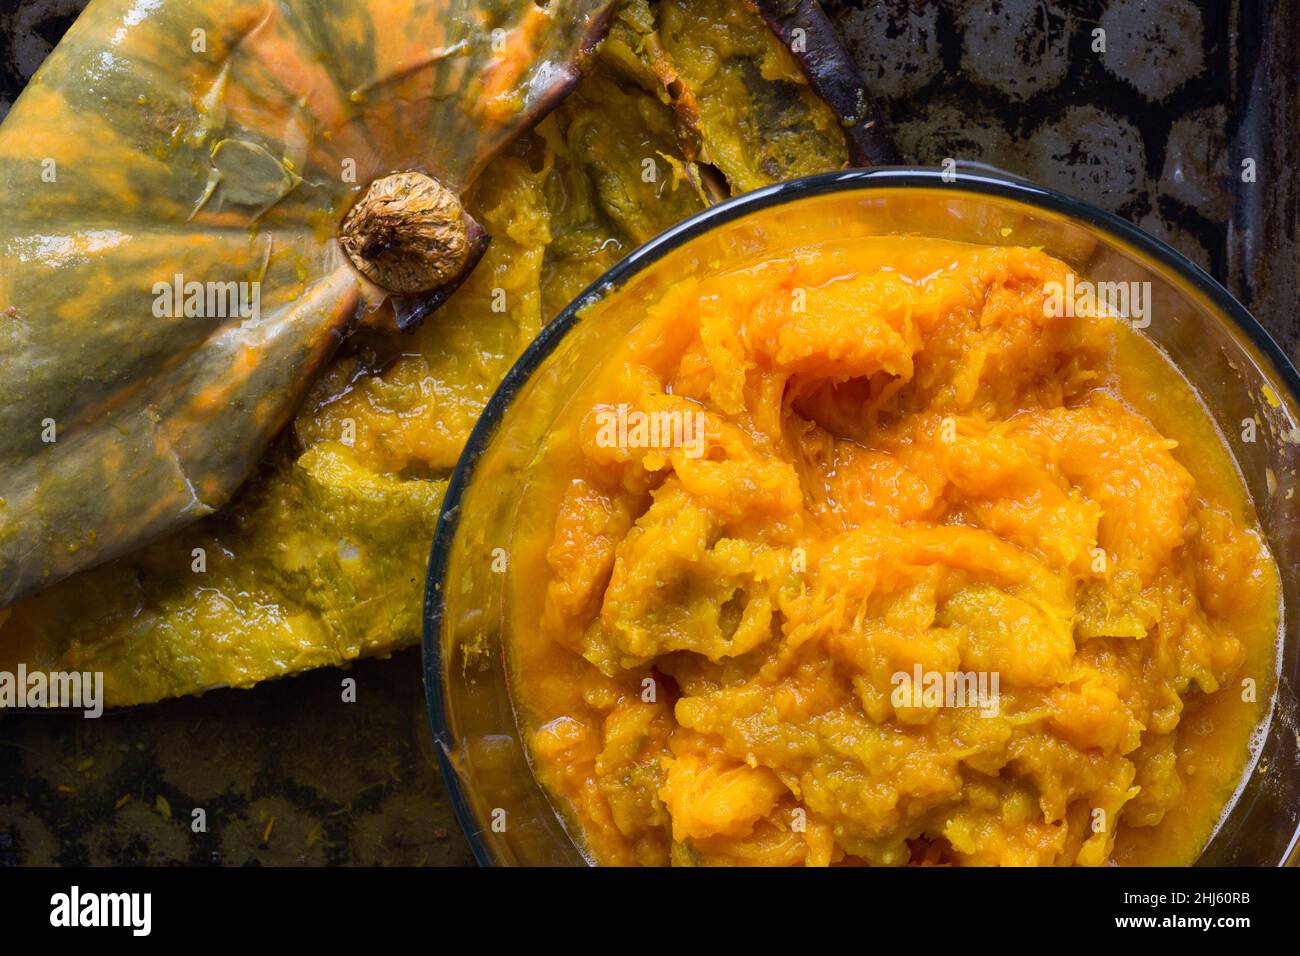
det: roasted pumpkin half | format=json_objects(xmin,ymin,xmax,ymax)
[
  {"xmin": 0, "ymin": 0, "xmax": 879, "ymax": 705},
  {"xmin": 0, "ymin": 0, "xmax": 619, "ymax": 607}
]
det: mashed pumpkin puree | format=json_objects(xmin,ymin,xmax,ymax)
[{"xmin": 506, "ymin": 236, "xmax": 1280, "ymax": 867}]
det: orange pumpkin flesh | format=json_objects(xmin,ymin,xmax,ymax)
[{"xmin": 507, "ymin": 238, "xmax": 1279, "ymax": 866}]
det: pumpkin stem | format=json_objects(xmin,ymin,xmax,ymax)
[{"xmin": 339, "ymin": 171, "xmax": 484, "ymax": 295}]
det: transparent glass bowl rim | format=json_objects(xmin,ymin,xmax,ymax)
[{"xmin": 421, "ymin": 166, "xmax": 1300, "ymax": 867}]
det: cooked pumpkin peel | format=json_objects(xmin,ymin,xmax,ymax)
[
  {"xmin": 0, "ymin": 0, "xmax": 881, "ymax": 705},
  {"xmin": 0, "ymin": 0, "xmax": 618, "ymax": 606}
]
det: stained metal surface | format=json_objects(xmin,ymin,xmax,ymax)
[
  {"xmin": 2, "ymin": 0, "xmax": 1296, "ymax": 866},
  {"xmin": 826, "ymin": 0, "xmax": 1298, "ymax": 358}
]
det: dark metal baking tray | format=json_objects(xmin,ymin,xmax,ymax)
[{"xmin": 2, "ymin": 0, "xmax": 1294, "ymax": 865}]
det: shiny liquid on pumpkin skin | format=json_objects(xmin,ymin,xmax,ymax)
[{"xmin": 503, "ymin": 236, "xmax": 1281, "ymax": 868}]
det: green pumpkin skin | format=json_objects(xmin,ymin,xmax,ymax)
[{"xmin": 0, "ymin": 0, "xmax": 616, "ymax": 607}]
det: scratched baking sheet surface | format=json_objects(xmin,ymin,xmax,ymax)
[{"xmin": 1, "ymin": 0, "xmax": 1295, "ymax": 864}]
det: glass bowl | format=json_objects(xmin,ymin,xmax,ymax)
[{"xmin": 422, "ymin": 168, "xmax": 1300, "ymax": 867}]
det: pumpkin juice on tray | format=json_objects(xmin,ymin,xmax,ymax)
[{"xmin": 0, "ymin": 0, "xmax": 856, "ymax": 705}]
